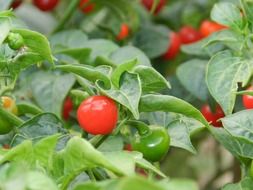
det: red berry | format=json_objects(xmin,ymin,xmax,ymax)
[
  {"xmin": 136, "ymin": 168, "xmax": 148, "ymax": 177},
  {"xmin": 124, "ymin": 144, "xmax": 132, "ymax": 151},
  {"xmin": 77, "ymin": 95, "xmax": 118, "ymax": 135},
  {"xmin": 201, "ymin": 104, "xmax": 225, "ymax": 127},
  {"xmin": 141, "ymin": 0, "xmax": 166, "ymax": 14},
  {"xmin": 116, "ymin": 24, "xmax": 130, "ymax": 41},
  {"xmin": 243, "ymin": 86, "xmax": 253, "ymax": 109},
  {"xmin": 62, "ymin": 97, "xmax": 73, "ymax": 121},
  {"xmin": 199, "ymin": 20, "xmax": 227, "ymax": 38},
  {"xmin": 179, "ymin": 26, "xmax": 202, "ymax": 44},
  {"xmin": 3, "ymin": 144, "xmax": 10, "ymax": 149},
  {"xmin": 163, "ymin": 32, "xmax": 181, "ymax": 60},
  {"xmin": 10, "ymin": 0, "xmax": 22, "ymax": 9},
  {"xmin": 33, "ymin": 0, "xmax": 59, "ymax": 11},
  {"xmin": 79, "ymin": 0, "xmax": 95, "ymax": 14}
]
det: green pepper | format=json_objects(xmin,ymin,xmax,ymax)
[
  {"xmin": 0, "ymin": 117, "xmax": 13, "ymax": 134},
  {"xmin": 6, "ymin": 32, "xmax": 24, "ymax": 50},
  {"xmin": 130, "ymin": 121, "xmax": 170, "ymax": 162}
]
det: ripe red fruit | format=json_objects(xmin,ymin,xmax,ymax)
[
  {"xmin": 242, "ymin": 86, "xmax": 253, "ymax": 109},
  {"xmin": 179, "ymin": 26, "xmax": 202, "ymax": 44},
  {"xmin": 163, "ymin": 32, "xmax": 181, "ymax": 60},
  {"xmin": 62, "ymin": 97, "xmax": 73, "ymax": 120},
  {"xmin": 201, "ymin": 104, "xmax": 225, "ymax": 127},
  {"xmin": 10, "ymin": 0, "xmax": 22, "ymax": 9},
  {"xmin": 124, "ymin": 144, "xmax": 132, "ymax": 151},
  {"xmin": 116, "ymin": 24, "xmax": 129, "ymax": 41},
  {"xmin": 141, "ymin": 0, "xmax": 166, "ymax": 14},
  {"xmin": 136, "ymin": 167, "xmax": 148, "ymax": 177},
  {"xmin": 33, "ymin": 0, "xmax": 59, "ymax": 11},
  {"xmin": 199, "ymin": 20, "xmax": 227, "ymax": 38},
  {"xmin": 77, "ymin": 95, "xmax": 118, "ymax": 135},
  {"xmin": 79, "ymin": 0, "xmax": 95, "ymax": 14},
  {"xmin": 3, "ymin": 144, "xmax": 10, "ymax": 149}
]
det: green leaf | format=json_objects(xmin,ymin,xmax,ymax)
[
  {"xmin": 0, "ymin": 163, "xmax": 59, "ymax": 190},
  {"xmin": 26, "ymin": 171, "xmax": 59, "ymax": 190},
  {"xmin": 10, "ymin": 52, "xmax": 46, "ymax": 75},
  {"xmin": 56, "ymin": 64, "xmax": 111, "ymax": 89},
  {"xmin": 139, "ymin": 94, "xmax": 209, "ymax": 127},
  {"xmin": 0, "ymin": 1, "xmax": 12, "ymax": 11},
  {"xmin": 98, "ymin": 135, "xmax": 124, "ymax": 152},
  {"xmin": 12, "ymin": 28, "xmax": 54, "ymax": 63},
  {"xmin": 177, "ymin": 59, "xmax": 209, "ymax": 101},
  {"xmin": 221, "ymin": 110, "xmax": 253, "ymax": 143},
  {"xmin": 110, "ymin": 46, "xmax": 151, "ymax": 67},
  {"xmin": 83, "ymin": 39, "xmax": 119, "ymax": 63},
  {"xmin": 134, "ymin": 65, "xmax": 171, "ymax": 93},
  {"xmin": 63, "ymin": 136, "xmax": 125, "ymax": 176},
  {"xmin": 111, "ymin": 59, "xmax": 138, "ymax": 88},
  {"xmin": 103, "ymin": 151, "xmax": 136, "ymax": 176},
  {"xmin": 50, "ymin": 29, "xmax": 88, "ymax": 51},
  {"xmin": 162, "ymin": 179, "xmax": 199, "ymax": 190},
  {"xmin": 132, "ymin": 24, "xmax": 169, "ymax": 58},
  {"xmin": 140, "ymin": 111, "xmax": 176, "ymax": 128},
  {"xmin": 181, "ymin": 38, "xmax": 224, "ymax": 57},
  {"xmin": 51, "ymin": 151, "xmax": 65, "ymax": 180},
  {"xmin": 222, "ymin": 177, "xmax": 253, "ymax": 190},
  {"xmin": 95, "ymin": 65, "xmax": 112, "ymax": 76},
  {"xmin": 167, "ymin": 120, "xmax": 197, "ymax": 154},
  {"xmin": 204, "ymin": 30, "xmax": 243, "ymax": 52},
  {"xmin": 73, "ymin": 182, "xmax": 101, "ymax": 190},
  {"xmin": 16, "ymin": 102, "xmax": 43, "ymax": 115},
  {"xmin": 97, "ymin": 72, "xmax": 141, "ymax": 119},
  {"xmin": 30, "ymin": 71, "xmax": 75, "ymax": 117},
  {"xmin": 206, "ymin": 51, "xmax": 251, "ymax": 115},
  {"xmin": 210, "ymin": 127, "xmax": 253, "ymax": 161},
  {"xmin": 55, "ymin": 48, "xmax": 91, "ymax": 63},
  {"xmin": 0, "ymin": 140, "xmax": 33, "ymax": 164},
  {"xmin": 0, "ymin": 17, "xmax": 11, "ymax": 46},
  {"xmin": 11, "ymin": 113, "xmax": 66, "ymax": 146},
  {"xmin": 241, "ymin": 0, "xmax": 253, "ymax": 26},
  {"xmin": 118, "ymin": 177, "xmax": 164, "ymax": 190},
  {"xmin": 211, "ymin": 2, "xmax": 243, "ymax": 30},
  {"xmin": 33, "ymin": 134, "xmax": 60, "ymax": 169},
  {"xmin": 131, "ymin": 152, "xmax": 167, "ymax": 177}
]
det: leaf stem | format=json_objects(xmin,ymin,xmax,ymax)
[
  {"xmin": 51, "ymin": 0, "xmax": 80, "ymax": 34},
  {"xmin": 127, "ymin": 120, "xmax": 150, "ymax": 136},
  {"xmin": 87, "ymin": 170, "xmax": 96, "ymax": 182},
  {"xmin": 89, "ymin": 135, "xmax": 109, "ymax": 148}
]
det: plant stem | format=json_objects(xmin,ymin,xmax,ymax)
[
  {"xmin": 95, "ymin": 135, "xmax": 109, "ymax": 148},
  {"xmin": 51, "ymin": 0, "xmax": 80, "ymax": 34},
  {"xmin": 150, "ymin": 0, "xmax": 159, "ymax": 14},
  {"xmin": 61, "ymin": 169, "xmax": 84, "ymax": 190},
  {"xmin": 127, "ymin": 120, "xmax": 150, "ymax": 136},
  {"xmin": 87, "ymin": 170, "xmax": 96, "ymax": 182},
  {"xmin": 89, "ymin": 117, "xmax": 130, "ymax": 148},
  {"xmin": 92, "ymin": 168, "xmax": 107, "ymax": 180}
]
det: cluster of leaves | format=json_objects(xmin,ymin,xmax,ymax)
[
  {"xmin": 177, "ymin": 0, "xmax": 253, "ymax": 188},
  {"xmin": 0, "ymin": 4, "xmax": 207, "ymax": 190}
]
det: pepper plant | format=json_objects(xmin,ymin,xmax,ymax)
[{"xmin": 0, "ymin": 2, "xmax": 207, "ymax": 189}]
